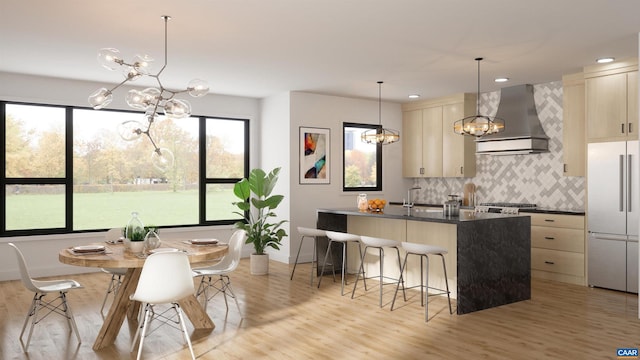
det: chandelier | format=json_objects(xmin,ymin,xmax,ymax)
[
  {"xmin": 361, "ymin": 81, "xmax": 400, "ymax": 145},
  {"xmin": 453, "ymin": 58, "xmax": 505, "ymax": 137},
  {"xmin": 88, "ymin": 15, "xmax": 209, "ymax": 172}
]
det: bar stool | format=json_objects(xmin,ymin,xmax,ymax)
[
  {"xmin": 290, "ymin": 227, "xmax": 327, "ymax": 286},
  {"xmin": 317, "ymin": 231, "xmax": 362, "ymax": 296},
  {"xmin": 351, "ymin": 235, "xmax": 405, "ymax": 308},
  {"xmin": 391, "ymin": 242, "xmax": 452, "ymax": 322}
]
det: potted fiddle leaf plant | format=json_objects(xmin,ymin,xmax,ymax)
[{"xmin": 232, "ymin": 167, "xmax": 288, "ymax": 275}]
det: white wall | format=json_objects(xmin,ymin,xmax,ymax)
[
  {"xmin": 259, "ymin": 93, "xmax": 292, "ymax": 263},
  {"xmin": 0, "ymin": 72, "xmax": 261, "ymax": 281},
  {"xmin": 285, "ymin": 91, "xmax": 411, "ymax": 263}
]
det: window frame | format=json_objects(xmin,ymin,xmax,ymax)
[
  {"xmin": 0, "ymin": 100, "xmax": 250, "ymax": 237},
  {"xmin": 342, "ymin": 122, "xmax": 382, "ymax": 192}
]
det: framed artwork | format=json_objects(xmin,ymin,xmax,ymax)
[{"xmin": 299, "ymin": 127, "xmax": 330, "ymax": 184}]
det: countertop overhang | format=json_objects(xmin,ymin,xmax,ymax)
[
  {"xmin": 387, "ymin": 202, "xmax": 585, "ymax": 216},
  {"xmin": 317, "ymin": 206, "xmax": 525, "ymax": 224}
]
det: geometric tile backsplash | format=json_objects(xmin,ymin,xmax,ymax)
[{"xmin": 411, "ymin": 81, "xmax": 585, "ymax": 211}]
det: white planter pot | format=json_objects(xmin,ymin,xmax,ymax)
[
  {"xmin": 129, "ymin": 241, "xmax": 145, "ymax": 254},
  {"xmin": 250, "ymin": 253, "xmax": 269, "ymax": 275}
]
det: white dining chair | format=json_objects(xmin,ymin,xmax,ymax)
[
  {"xmin": 100, "ymin": 228, "xmax": 127, "ymax": 316},
  {"xmin": 130, "ymin": 251, "xmax": 196, "ymax": 360},
  {"xmin": 193, "ymin": 230, "xmax": 247, "ymax": 314},
  {"xmin": 8, "ymin": 242, "xmax": 83, "ymax": 352}
]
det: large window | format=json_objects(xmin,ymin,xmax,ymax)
[
  {"xmin": 343, "ymin": 123, "xmax": 382, "ymax": 192},
  {"xmin": 1, "ymin": 101, "xmax": 248, "ymax": 236}
]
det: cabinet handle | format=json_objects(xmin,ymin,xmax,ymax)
[
  {"xmin": 563, "ymin": 164, "xmax": 567, "ymax": 173},
  {"xmin": 620, "ymin": 155, "xmax": 625, "ymax": 212},
  {"xmin": 544, "ymin": 236, "xmax": 555, "ymax": 240},
  {"xmin": 544, "ymin": 219, "xmax": 555, "ymax": 222},
  {"xmin": 622, "ymin": 123, "xmax": 625, "ymax": 134},
  {"xmin": 629, "ymin": 154, "xmax": 633, "ymax": 212},
  {"xmin": 630, "ymin": 123, "xmax": 633, "ymax": 134},
  {"xmin": 544, "ymin": 261, "xmax": 555, "ymax": 265},
  {"xmin": 420, "ymin": 167, "xmax": 424, "ymax": 175},
  {"xmin": 460, "ymin": 166, "xmax": 463, "ymax": 174}
]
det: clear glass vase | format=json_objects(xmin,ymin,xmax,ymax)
[
  {"xmin": 144, "ymin": 230, "xmax": 161, "ymax": 253},
  {"xmin": 125, "ymin": 211, "xmax": 145, "ymax": 252}
]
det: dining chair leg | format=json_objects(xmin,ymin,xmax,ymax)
[
  {"xmin": 133, "ymin": 305, "xmax": 152, "ymax": 359},
  {"xmin": 175, "ymin": 303, "xmax": 196, "ymax": 360},
  {"xmin": 21, "ymin": 293, "xmax": 41, "ymax": 352},
  {"xmin": 100, "ymin": 274, "xmax": 122, "ymax": 316},
  {"xmin": 221, "ymin": 275, "xmax": 242, "ymax": 315},
  {"xmin": 62, "ymin": 292, "xmax": 81, "ymax": 344},
  {"xmin": 195, "ymin": 276, "xmax": 211, "ymax": 309}
]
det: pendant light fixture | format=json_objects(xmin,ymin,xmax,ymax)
[
  {"xmin": 453, "ymin": 58, "xmax": 505, "ymax": 137},
  {"xmin": 88, "ymin": 15, "xmax": 209, "ymax": 172},
  {"xmin": 361, "ymin": 81, "xmax": 400, "ymax": 145}
]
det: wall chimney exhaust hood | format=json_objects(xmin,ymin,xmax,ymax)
[{"xmin": 475, "ymin": 84, "xmax": 549, "ymax": 155}]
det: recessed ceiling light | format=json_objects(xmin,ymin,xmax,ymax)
[
  {"xmin": 494, "ymin": 77, "xmax": 509, "ymax": 83},
  {"xmin": 408, "ymin": 94, "xmax": 420, "ymax": 99},
  {"xmin": 596, "ymin": 57, "xmax": 615, "ymax": 64}
]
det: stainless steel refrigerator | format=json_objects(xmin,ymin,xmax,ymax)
[{"xmin": 588, "ymin": 140, "xmax": 639, "ymax": 293}]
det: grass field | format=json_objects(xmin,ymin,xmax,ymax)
[{"xmin": 5, "ymin": 189, "xmax": 240, "ymax": 231}]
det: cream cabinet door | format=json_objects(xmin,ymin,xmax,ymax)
[
  {"xmin": 562, "ymin": 73, "xmax": 585, "ymax": 176},
  {"xmin": 402, "ymin": 109, "xmax": 424, "ymax": 177},
  {"xmin": 422, "ymin": 106, "xmax": 443, "ymax": 177},
  {"xmin": 442, "ymin": 103, "xmax": 475, "ymax": 177},
  {"xmin": 627, "ymin": 71, "xmax": 638, "ymax": 140},
  {"xmin": 586, "ymin": 73, "xmax": 628, "ymax": 141}
]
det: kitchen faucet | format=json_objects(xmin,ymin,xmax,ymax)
[{"xmin": 403, "ymin": 187, "xmax": 422, "ymax": 208}]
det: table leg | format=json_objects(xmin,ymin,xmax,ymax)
[
  {"xmin": 92, "ymin": 268, "xmax": 141, "ymax": 351},
  {"xmin": 178, "ymin": 295, "xmax": 215, "ymax": 329}
]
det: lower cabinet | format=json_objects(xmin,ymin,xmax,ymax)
[{"xmin": 530, "ymin": 213, "xmax": 585, "ymax": 285}]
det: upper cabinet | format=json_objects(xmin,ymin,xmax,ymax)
[
  {"xmin": 584, "ymin": 59, "xmax": 638, "ymax": 142},
  {"xmin": 562, "ymin": 72, "xmax": 585, "ymax": 176},
  {"xmin": 402, "ymin": 93, "xmax": 476, "ymax": 178}
]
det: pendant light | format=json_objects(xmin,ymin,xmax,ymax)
[
  {"xmin": 453, "ymin": 58, "xmax": 505, "ymax": 137},
  {"xmin": 88, "ymin": 16, "xmax": 209, "ymax": 172},
  {"xmin": 361, "ymin": 81, "xmax": 400, "ymax": 145}
]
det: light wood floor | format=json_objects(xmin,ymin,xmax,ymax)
[{"xmin": 1, "ymin": 259, "xmax": 639, "ymax": 359}]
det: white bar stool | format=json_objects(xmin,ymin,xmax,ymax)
[
  {"xmin": 317, "ymin": 231, "xmax": 362, "ymax": 296},
  {"xmin": 351, "ymin": 235, "xmax": 405, "ymax": 308},
  {"xmin": 290, "ymin": 227, "xmax": 327, "ymax": 286},
  {"xmin": 391, "ymin": 242, "xmax": 452, "ymax": 322}
]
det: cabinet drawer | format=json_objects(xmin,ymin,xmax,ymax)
[
  {"xmin": 531, "ymin": 226, "xmax": 584, "ymax": 253},
  {"xmin": 531, "ymin": 248, "xmax": 584, "ymax": 277},
  {"xmin": 529, "ymin": 213, "xmax": 584, "ymax": 229}
]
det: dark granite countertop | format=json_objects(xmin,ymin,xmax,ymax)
[
  {"xmin": 317, "ymin": 207, "xmax": 524, "ymax": 224},
  {"xmin": 388, "ymin": 202, "xmax": 585, "ymax": 216}
]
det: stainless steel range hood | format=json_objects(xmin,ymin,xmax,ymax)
[{"xmin": 475, "ymin": 84, "xmax": 549, "ymax": 155}]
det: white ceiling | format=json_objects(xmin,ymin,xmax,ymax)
[{"xmin": 1, "ymin": 0, "xmax": 639, "ymax": 103}]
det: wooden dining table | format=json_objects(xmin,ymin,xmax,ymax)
[{"xmin": 59, "ymin": 239, "xmax": 228, "ymax": 351}]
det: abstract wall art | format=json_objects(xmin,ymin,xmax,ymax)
[{"xmin": 299, "ymin": 127, "xmax": 330, "ymax": 184}]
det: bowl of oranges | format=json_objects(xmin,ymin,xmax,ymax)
[{"xmin": 368, "ymin": 198, "xmax": 386, "ymax": 212}]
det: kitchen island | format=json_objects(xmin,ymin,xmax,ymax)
[{"xmin": 317, "ymin": 206, "xmax": 531, "ymax": 315}]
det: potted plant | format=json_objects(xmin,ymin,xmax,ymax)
[
  {"xmin": 127, "ymin": 228, "xmax": 147, "ymax": 254},
  {"xmin": 232, "ymin": 167, "xmax": 288, "ymax": 275}
]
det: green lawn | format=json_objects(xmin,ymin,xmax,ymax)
[{"xmin": 6, "ymin": 190, "xmax": 240, "ymax": 231}]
